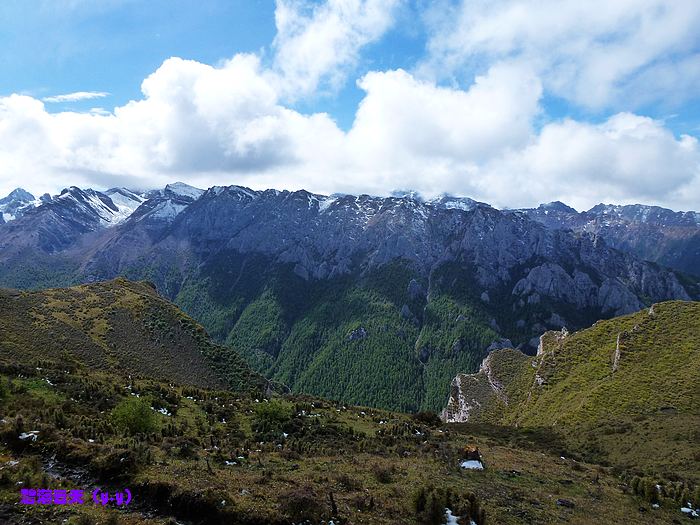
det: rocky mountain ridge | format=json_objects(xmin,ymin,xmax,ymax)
[{"xmin": 515, "ymin": 201, "xmax": 700, "ymax": 275}]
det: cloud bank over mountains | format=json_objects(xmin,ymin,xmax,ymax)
[{"xmin": 1, "ymin": 0, "xmax": 699, "ymax": 211}]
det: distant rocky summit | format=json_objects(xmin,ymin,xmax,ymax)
[{"xmin": 515, "ymin": 201, "xmax": 700, "ymax": 276}]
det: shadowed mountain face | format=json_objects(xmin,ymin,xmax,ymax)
[
  {"xmin": 0, "ymin": 184, "xmax": 697, "ymax": 411},
  {"xmin": 516, "ymin": 202, "xmax": 700, "ymax": 276}
]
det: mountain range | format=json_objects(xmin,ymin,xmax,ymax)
[{"xmin": 0, "ymin": 182, "xmax": 698, "ymax": 412}]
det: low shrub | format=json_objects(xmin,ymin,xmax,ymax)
[
  {"xmin": 252, "ymin": 399, "xmax": 293, "ymax": 439},
  {"xmin": 413, "ymin": 411, "xmax": 442, "ymax": 427},
  {"xmin": 111, "ymin": 397, "xmax": 159, "ymax": 435},
  {"xmin": 372, "ymin": 464, "xmax": 395, "ymax": 484}
]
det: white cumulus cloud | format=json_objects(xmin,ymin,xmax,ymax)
[
  {"xmin": 271, "ymin": 0, "xmax": 401, "ymax": 99},
  {"xmin": 480, "ymin": 113, "xmax": 700, "ymax": 210},
  {"xmin": 421, "ymin": 0, "xmax": 700, "ymax": 111}
]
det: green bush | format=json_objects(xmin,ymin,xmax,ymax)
[
  {"xmin": 252, "ymin": 399, "xmax": 294, "ymax": 438},
  {"xmin": 372, "ymin": 464, "xmax": 395, "ymax": 484},
  {"xmin": 111, "ymin": 397, "xmax": 159, "ymax": 435},
  {"xmin": 278, "ymin": 485, "xmax": 324, "ymax": 522},
  {"xmin": 412, "ymin": 411, "xmax": 442, "ymax": 427}
]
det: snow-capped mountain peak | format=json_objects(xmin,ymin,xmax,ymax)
[
  {"xmin": 0, "ymin": 187, "xmax": 39, "ymax": 222},
  {"xmin": 164, "ymin": 182, "xmax": 205, "ymax": 200},
  {"xmin": 428, "ymin": 194, "xmax": 485, "ymax": 212},
  {"xmin": 104, "ymin": 188, "xmax": 146, "ymax": 224},
  {"xmin": 0, "ymin": 188, "xmax": 34, "ymax": 204}
]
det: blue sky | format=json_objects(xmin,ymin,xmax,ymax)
[
  {"xmin": 1, "ymin": 0, "xmax": 699, "ymax": 211},
  {"xmin": 0, "ymin": 0, "xmax": 425, "ymax": 129},
  {"xmin": 0, "ymin": 2, "xmax": 276, "ymax": 112}
]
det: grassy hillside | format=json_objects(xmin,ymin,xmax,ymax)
[
  {"xmin": 0, "ymin": 278, "xmax": 265, "ymax": 394},
  {"xmin": 0, "ymin": 283, "xmax": 697, "ymax": 524},
  {"xmin": 446, "ymin": 301, "xmax": 700, "ymax": 485}
]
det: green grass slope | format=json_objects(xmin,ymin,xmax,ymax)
[
  {"xmin": 0, "ymin": 285, "xmax": 697, "ymax": 524},
  {"xmin": 0, "ymin": 278, "xmax": 264, "ymax": 394},
  {"xmin": 448, "ymin": 301, "xmax": 700, "ymax": 484}
]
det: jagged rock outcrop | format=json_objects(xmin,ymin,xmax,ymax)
[
  {"xmin": 486, "ymin": 339, "xmax": 513, "ymax": 352},
  {"xmin": 347, "ymin": 327, "xmax": 368, "ymax": 341},
  {"xmin": 612, "ymin": 332, "xmax": 623, "ymax": 372},
  {"xmin": 407, "ymin": 278, "xmax": 424, "ymax": 300},
  {"xmin": 446, "ymin": 300, "xmax": 700, "ymax": 424},
  {"xmin": 442, "ymin": 348, "xmax": 528, "ymax": 422}
]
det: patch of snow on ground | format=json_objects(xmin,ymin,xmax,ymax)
[
  {"xmin": 229, "ymin": 186, "xmax": 256, "ymax": 198},
  {"xmin": 150, "ymin": 200, "xmax": 187, "ymax": 220},
  {"xmin": 444, "ymin": 508, "xmax": 459, "ymax": 524},
  {"xmin": 460, "ymin": 460, "xmax": 484, "ymax": 470},
  {"xmin": 82, "ymin": 192, "xmax": 118, "ymax": 225},
  {"xmin": 19, "ymin": 431, "xmax": 39, "ymax": 441},
  {"xmin": 106, "ymin": 189, "xmax": 144, "ymax": 223},
  {"xmin": 319, "ymin": 196, "xmax": 336, "ymax": 213},
  {"xmin": 443, "ymin": 200, "xmax": 476, "ymax": 211}
]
